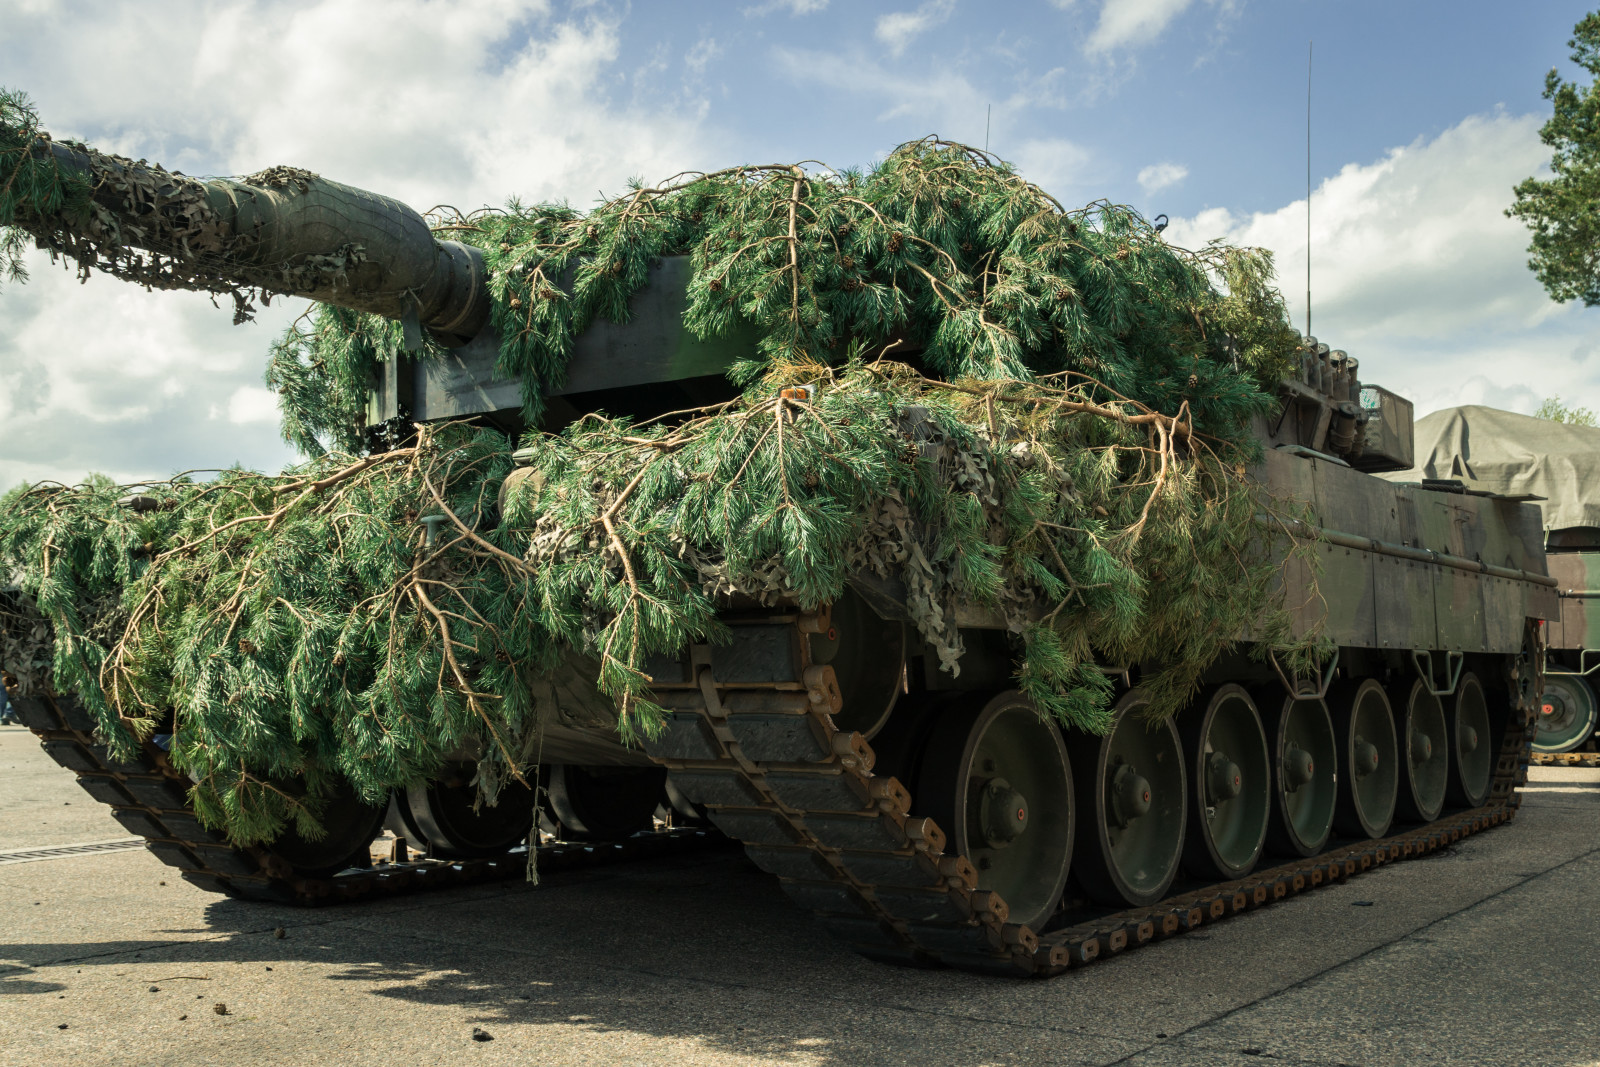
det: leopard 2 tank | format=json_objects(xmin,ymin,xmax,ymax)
[{"xmin": 0, "ymin": 119, "xmax": 1554, "ymax": 974}]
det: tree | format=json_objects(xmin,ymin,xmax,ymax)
[
  {"xmin": 1509, "ymin": 13, "xmax": 1600, "ymax": 305},
  {"xmin": 1535, "ymin": 395, "xmax": 1599, "ymax": 426}
]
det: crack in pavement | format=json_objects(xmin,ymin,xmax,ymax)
[{"xmin": 1100, "ymin": 838, "xmax": 1600, "ymax": 1067}]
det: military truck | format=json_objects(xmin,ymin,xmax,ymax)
[
  {"xmin": 1388, "ymin": 405, "xmax": 1600, "ymax": 756},
  {"xmin": 0, "ymin": 127, "xmax": 1552, "ymax": 976}
]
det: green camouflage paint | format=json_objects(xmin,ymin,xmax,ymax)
[{"xmin": 1259, "ymin": 450, "xmax": 1555, "ymax": 653}]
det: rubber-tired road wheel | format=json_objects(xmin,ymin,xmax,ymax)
[
  {"xmin": 809, "ymin": 589, "xmax": 906, "ymax": 740},
  {"xmin": 913, "ymin": 690, "xmax": 1074, "ymax": 932},
  {"xmin": 1069, "ymin": 691, "xmax": 1186, "ymax": 908},
  {"xmin": 390, "ymin": 763, "xmax": 536, "ymax": 857},
  {"xmin": 1329, "ymin": 679, "xmax": 1398, "ymax": 839},
  {"xmin": 1255, "ymin": 688, "xmax": 1337, "ymax": 857},
  {"xmin": 1393, "ymin": 678, "xmax": 1449, "ymax": 824},
  {"xmin": 1533, "ymin": 674, "xmax": 1598, "ymax": 754},
  {"xmin": 262, "ymin": 778, "xmax": 386, "ymax": 877},
  {"xmin": 1180, "ymin": 684, "xmax": 1270, "ymax": 881},
  {"xmin": 1447, "ymin": 672, "xmax": 1494, "ymax": 808},
  {"xmin": 544, "ymin": 764, "xmax": 665, "ymax": 840}
]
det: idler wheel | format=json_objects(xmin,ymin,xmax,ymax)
[
  {"xmin": 1180, "ymin": 684, "xmax": 1270, "ymax": 881},
  {"xmin": 1069, "ymin": 691, "xmax": 1186, "ymax": 908},
  {"xmin": 809, "ymin": 589, "xmax": 907, "ymax": 740},
  {"xmin": 261, "ymin": 777, "xmax": 386, "ymax": 877},
  {"xmin": 389, "ymin": 762, "xmax": 536, "ymax": 858},
  {"xmin": 913, "ymin": 690, "xmax": 1074, "ymax": 931},
  {"xmin": 1392, "ymin": 678, "xmax": 1449, "ymax": 824},
  {"xmin": 1532, "ymin": 674, "xmax": 1598, "ymax": 754},
  {"xmin": 1329, "ymin": 678, "xmax": 1398, "ymax": 839},
  {"xmin": 544, "ymin": 764, "xmax": 666, "ymax": 840},
  {"xmin": 1447, "ymin": 672, "xmax": 1494, "ymax": 808},
  {"xmin": 1254, "ymin": 687, "xmax": 1338, "ymax": 857}
]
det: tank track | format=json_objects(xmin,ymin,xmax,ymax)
[
  {"xmin": 1529, "ymin": 751, "xmax": 1600, "ymax": 768},
  {"xmin": 9, "ymin": 611, "xmax": 1533, "ymax": 976},
  {"xmin": 7, "ymin": 690, "xmax": 723, "ymax": 902},
  {"xmin": 640, "ymin": 607, "xmax": 1536, "ymax": 976}
]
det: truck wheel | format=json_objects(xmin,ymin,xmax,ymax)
[{"xmin": 1533, "ymin": 674, "xmax": 1598, "ymax": 754}]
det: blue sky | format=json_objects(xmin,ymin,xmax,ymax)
[
  {"xmin": 2, "ymin": 0, "xmax": 1598, "ymax": 488},
  {"xmin": 607, "ymin": 1, "xmax": 1591, "ymax": 218}
]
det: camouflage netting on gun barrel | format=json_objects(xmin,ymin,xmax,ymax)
[{"xmin": 0, "ymin": 88, "xmax": 1314, "ymax": 844}]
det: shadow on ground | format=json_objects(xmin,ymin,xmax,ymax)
[{"xmin": 1, "ymin": 846, "xmax": 1128, "ymax": 1066}]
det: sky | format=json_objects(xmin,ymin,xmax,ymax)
[{"xmin": 1, "ymin": 0, "xmax": 1597, "ymax": 489}]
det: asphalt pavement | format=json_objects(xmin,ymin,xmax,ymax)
[{"xmin": 1, "ymin": 722, "xmax": 1597, "ymax": 1067}]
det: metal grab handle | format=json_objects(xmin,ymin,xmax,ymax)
[
  {"xmin": 1545, "ymin": 649, "xmax": 1600, "ymax": 677},
  {"xmin": 1269, "ymin": 646, "xmax": 1339, "ymax": 701},
  {"xmin": 1411, "ymin": 649, "xmax": 1464, "ymax": 697}
]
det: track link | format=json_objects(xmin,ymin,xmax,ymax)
[
  {"xmin": 8, "ymin": 690, "xmax": 721, "ymax": 903},
  {"xmin": 8, "ymin": 625, "xmax": 1534, "ymax": 977},
  {"xmin": 1530, "ymin": 751, "xmax": 1600, "ymax": 768},
  {"xmin": 641, "ymin": 608, "xmax": 1537, "ymax": 976}
]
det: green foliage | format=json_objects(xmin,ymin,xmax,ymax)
[
  {"xmin": 0, "ymin": 367, "xmax": 1302, "ymax": 843},
  {"xmin": 1509, "ymin": 13, "xmax": 1600, "ymax": 305},
  {"xmin": 265, "ymin": 308, "xmax": 410, "ymax": 456},
  {"xmin": 0, "ymin": 99, "xmax": 1316, "ymax": 846},
  {"xmin": 1535, "ymin": 394, "xmax": 1599, "ymax": 426},
  {"xmin": 0, "ymin": 88, "xmax": 92, "ymax": 288},
  {"xmin": 275, "ymin": 140, "xmax": 1296, "ymax": 446}
]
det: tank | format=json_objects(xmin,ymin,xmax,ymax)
[
  {"xmin": 0, "ymin": 118, "xmax": 1554, "ymax": 975},
  {"xmin": 1385, "ymin": 405, "xmax": 1600, "ymax": 758}
]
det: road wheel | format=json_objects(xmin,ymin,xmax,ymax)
[
  {"xmin": 1447, "ymin": 673, "xmax": 1494, "ymax": 807},
  {"xmin": 1533, "ymin": 674, "xmax": 1598, "ymax": 754},
  {"xmin": 1330, "ymin": 679, "xmax": 1398, "ymax": 839},
  {"xmin": 1180, "ymin": 685, "xmax": 1270, "ymax": 880},
  {"xmin": 390, "ymin": 763, "xmax": 536, "ymax": 857},
  {"xmin": 544, "ymin": 764, "xmax": 665, "ymax": 840},
  {"xmin": 913, "ymin": 691, "xmax": 1074, "ymax": 931},
  {"xmin": 1069, "ymin": 691, "xmax": 1186, "ymax": 908}
]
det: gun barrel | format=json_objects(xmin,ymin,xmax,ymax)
[{"xmin": 26, "ymin": 137, "xmax": 490, "ymax": 345}]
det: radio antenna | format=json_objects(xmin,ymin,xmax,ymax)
[
  {"xmin": 1306, "ymin": 40, "xmax": 1313, "ymax": 338},
  {"xmin": 985, "ymin": 104, "xmax": 991, "ymax": 154}
]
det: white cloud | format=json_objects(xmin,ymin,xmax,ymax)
[
  {"xmin": 743, "ymin": 0, "xmax": 828, "ymax": 14},
  {"xmin": 225, "ymin": 386, "xmax": 282, "ymax": 425},
  {"xmin": 875, "ymin": 0, "xmax": 957, "ymax": 58},
  {"xmin": 1010, "ymin": 138, "xmax": 1095, "ymax": 201},
  {"xmin": 1087, "ymin": 0, "xmax": 1193, "ymax": 53},
  {"xmin": 1136, "ymin": 161, "xmax": 1187, "ymax": 193},
  {"xmin": 685, "ymin": 36, "xmax": 721, "ymax": 74},
  {"xmin": 0, "ymin": 0, "xmax": 716, "ymax": 491},
  {"xmin": 770, "ymin": 47, "xmax": 1069, "ymax": 155},
  {"xmin": 1164, "ymin": 112, "xmax": 1600, "ymax": 418}
]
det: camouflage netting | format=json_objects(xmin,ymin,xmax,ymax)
[{"xmin": 0, "ymin": 88, "xmax": 1312, "ymax": 844}]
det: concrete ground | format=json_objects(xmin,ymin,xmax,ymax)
[{"xmin": 0, "ymin": 722, "xmax": 1596, "ymax": 1067}]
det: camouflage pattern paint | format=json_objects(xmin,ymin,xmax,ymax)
[
  {"xmin": 1546, "ymin": 551, "xmax": 1600, "ymax": 658},
  {"xmin": 1259, "ymin": 449, "xmax": 1556, "ymax": 652}
]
